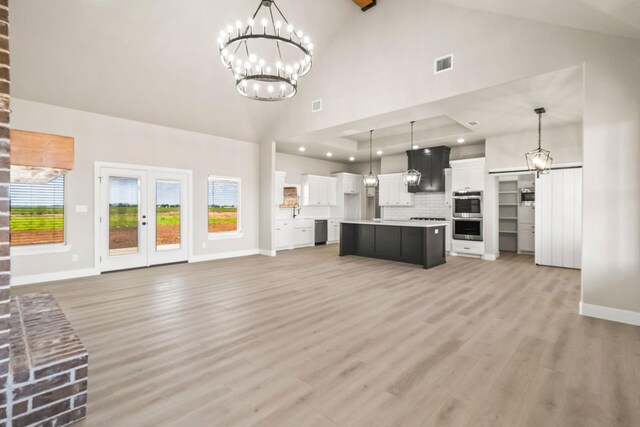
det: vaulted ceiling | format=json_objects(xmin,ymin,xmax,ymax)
[
  {"xmin": 434, "ymin": 0, "xmax": 640, "ymax": 39},
  {"xmin": 10, "ymin": 0, "xmax": 640, "ymax": 145},
  {"xmin": 10, "ymin": 0, "xmax": 359, "ymax": 142}
]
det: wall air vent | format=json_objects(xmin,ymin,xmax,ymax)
[
  {"xmin": 311, "ymin": 99, "xmax": 322, "ymax": 113},
  {"xmin": 434, "ymin": 54, "xmax": 453, "ymax": 74},
  {"xmin": 467, "ymin": 121, "xmax": 480, "ymax": 126}
]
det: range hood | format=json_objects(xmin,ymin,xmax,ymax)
[
  {"xmin": 10, "ymin": 130, "xmax": 75, "ymax": 184},
  {"xmin": 406, "ymin": 146, "xmax": 451, "ymax": 193}
]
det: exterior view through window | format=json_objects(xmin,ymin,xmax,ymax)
[
  {"xmin": 208, "ymin": 177, "xmax": 239, "ymax": 233},
  {"xmin": 108, "ymin": 176, "xmax": 140, "ymax": 255},
  {"xmin": 156, "ymin": 179, "xmax": 181, "ymax": 251},
  {"xmin": 10, "ymin": 175, "xmax": 65, "ymax": 246}
]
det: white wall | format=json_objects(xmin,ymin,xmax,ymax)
[
  {"xmin": 11, "ymin": 99, "xmax": 260, "ymax": 281},
  {"xmin": 275, "ymin": 152, "xmax": 351, "ymax": 185},
  {"xmin": 582, "ymin": 55, "xmax": 640, "ymax": 318},
  {"xmin": 485, "ymin": 124, "xmax": 583, "ymax": 170}
]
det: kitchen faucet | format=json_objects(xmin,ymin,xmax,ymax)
[{"xmin": 292, "ymin": 202, "xmax": 300, "ymax": 219}]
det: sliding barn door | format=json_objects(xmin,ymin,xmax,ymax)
[{"xmin": 535, "ymin": 168, "xmax": 582, "ymax": 269}]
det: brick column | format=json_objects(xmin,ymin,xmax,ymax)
[{"xmin": 0, "ymin": 0, "xmax": 9, "ymax": 423}]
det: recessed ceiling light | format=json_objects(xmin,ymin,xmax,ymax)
[
  {"xmin": 424, "ymin": 148, "xmax": 431, "ymax": 154},
  {"xmin": 457, "ymin": 138, "xmax": 465, "ymax": 143},
  {"xmin": 349, "ymin": 156, "xmax": 355, "ymax": 161},
  {"xmin": 376, "ymin": 150, "xmax": 383, "ymax": 155},
  {"xmin": 326, "ymin": 152, "xmax": 333, "ymax": 157},
  {"xmin": 299, "ymin": 146, "xmax": 306, "ymax": 152},
  {"xmin": 412, "ymin": 145, "xmax": 419, "ymax": 149}
]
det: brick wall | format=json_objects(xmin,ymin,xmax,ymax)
[
  {"xmin": 0, "ymin": 0, "xmax": 9, "ymax": 423},
  {"xmin": 9, "ymin": 294, "xmax": 88, "ymax": 426}
]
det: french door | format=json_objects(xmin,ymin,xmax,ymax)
[{"xmin": 98, "ymin": 165, "xmax": 190, "ymax": 272}]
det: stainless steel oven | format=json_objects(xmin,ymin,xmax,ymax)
[
  {"xmin": 453, "ymin": 191, "xmax": 483, "ymax": 218},
  {"xmin": 453, "ymin": 218, "xmax": 483, "ymax": 241}
]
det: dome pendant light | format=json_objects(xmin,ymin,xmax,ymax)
[
  {"xmin": 218, "ymin": 0, "xmax": 314, "ymax": 101},
  {"xmin": 402, "ymin": 121, "xmax": 422, "ymax": 186},
  {"xmin": 363, "ymin": 130, "xmax": 379, "ymax": 188},
  {"xmin": 526, "ymin": 108, "xmax": 553, "ymax": 177}
]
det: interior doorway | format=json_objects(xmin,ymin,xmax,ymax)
[{"xmin": 95, "ymin": 163, "xmax": 191, "ymax": 272}]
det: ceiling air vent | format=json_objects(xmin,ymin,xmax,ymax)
[
  {"xmin": 311, "ymin": 99, "xmax": 322, "ymax": 113},
  {"xmin": 434, "ymin": 54, "xmax": 453, "ymax": 74}
]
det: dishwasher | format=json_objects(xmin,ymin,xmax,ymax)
[{"xmin": 314, "ymin": 220, "xmax": 328, "ymax": 245}]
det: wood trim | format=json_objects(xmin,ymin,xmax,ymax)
[{"xmin": 10, "ymin": 129, "xmax": 75, "ymax": 169}]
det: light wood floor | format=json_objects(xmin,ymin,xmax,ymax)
[{"xmin": 14, "ymin": 246, "xmax": 640, "ymax": 426}]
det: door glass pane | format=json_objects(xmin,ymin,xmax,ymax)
[
  {"xmin": 109, "ymin": 177, "xmax": 140, "ymax": 256},
  {"xmin": 156, "ymin": 180, "xmax": 181, "ymax": 251}
]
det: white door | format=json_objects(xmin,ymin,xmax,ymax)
[
  {"xmin": 100, "ymin": 168, "xmax": 148, "ymax": 272},
  {"xmin": 535, "ymin": 168, "xmax": 582, "ymax": 269},
  {"xmin": 148, "ymin": 172, "xmax": 189, "ymax": 266},
  {"xmin": 99, "ymin": 166, "xmax": 189, "ymax": 272}
]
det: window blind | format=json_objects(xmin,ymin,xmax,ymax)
[{"xmin": 10, "ymin": 175, "xmax": 65, "ymax": 246}]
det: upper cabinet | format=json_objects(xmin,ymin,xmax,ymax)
[
  {"xmin": 331, "ymin": 172, "xmax": 361, "ymax": 195},
  {"xmin": 406, "ymin": 146, "xmax": 451, "ymax": 193},
  {"xmin": 450, "ymin": 158, "xmax": 486, "ymax": 192},
  {"xmin": 302, "ymin": 175, "xmax": 337, "ymax": 206},
  {"xmin": 379, "ymin": 173, "xmax": 415, "ymax": 206}
]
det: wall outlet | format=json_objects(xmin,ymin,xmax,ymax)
[
  {"xmin": 72, "ymin": 254, "xmax": 79, "ymax": 262},
  {"xmin": 75, "ymin": 205, "xmax": 88, "ymax": 213}
]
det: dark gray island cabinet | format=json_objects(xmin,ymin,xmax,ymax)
[{"xmin": 339, "ymin": 220, "xmax": 447, "ymax": 269}]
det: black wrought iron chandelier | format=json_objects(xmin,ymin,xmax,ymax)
[
  {"xmin": 403, "ymin": 121, "xmax": 421, "ymax": 186},
  {"xmin": 363, "ymin": 130, "xmax": 379, "ymax": 188},
  {"xmin": 218, "ymin": 0, "xmax": 314, "ymax": 101},
  {"xmin": 526, "ymin": 108, "xmax": 553, "ymax": 177}
]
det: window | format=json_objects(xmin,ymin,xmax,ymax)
[
  {"xmin": 10, "ymin": 176, "xmax": 65, "ymax": 246},
  {"xmin": 208, "ymin": 176, "xmax": 240, "ymax": 236}
]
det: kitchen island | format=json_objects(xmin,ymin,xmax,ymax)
[{"xmin": 339, "ymin": 220, "xmax": 447, "ymax": 269}]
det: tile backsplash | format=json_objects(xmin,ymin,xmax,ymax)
[
  {"xmin": 277, "ymin": 205, "xmax": 332, "ymax": 219},
  {"xmin": 382, "ymin": 193, "xmax": 452, "ymax": 220}
]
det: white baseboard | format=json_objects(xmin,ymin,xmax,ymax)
[
  {"xmin": 580, "ymin": 301, "xmax": 640, "ymax": 326},
  {"xmin": 259, "ymin": 249, "xmax": 276, "ymax": 257},
  {"xmin": 482, "ymin": 253, "xmax": 498, "ymax": 261},
  {"xmin": 189, "ymin": 249, "xmax": 260, "ymax": 263},
  {"xmin": 11, "ymin": 268, "xmax": 98, "ymax": 287}
]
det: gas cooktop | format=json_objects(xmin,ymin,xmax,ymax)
[{"xmin": 410, "ymin": 217, "xmax": 447, "ymax": 221}]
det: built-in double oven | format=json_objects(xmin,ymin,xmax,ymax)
[{"xmin": 452, "ymin": 191, "xmax": 483, "ymax": 241}]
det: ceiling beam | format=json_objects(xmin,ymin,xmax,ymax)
[{"xmin": 352, "ymin": 0, "xmax": 377, "ymax": 12}]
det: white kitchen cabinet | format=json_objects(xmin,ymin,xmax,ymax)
[
  {"xmin": 450, "ymin": 158, "xmax": 486, "ymax": 191},
  {"xmin": 343, "ymin": 175, "xmax": 360, "ymax": 194},
  {"xmin": 275, "ymin": 220, "xmax": 293, "ymax": 250},
  {"xmin": 302, "ymin": 175, "xmax": 337, "ymax": 206},
  {"xmin": 275, "ymin": 171, "xmax": 286, "ymax": 206},
  {"xmin": 451, "ymin": 239, "xmax": 485, "ymax": 256},
  {"xmin": 293, "ymin": 227, "xmax": 314, "ymax": 247},
  {"xmin": 518, "ymin": 224, "xmax": 535, "ymax": 253},
  {"xmin": 535, "ymin": 168, "xmax": 582, "ymax": 269},
  {"xmin": 378, "ymin": 174, "xmax": 414, "ymax": 207},
  {"xmin": 328, "ymin": 219, "xmax": 340, "ymax": 243}
]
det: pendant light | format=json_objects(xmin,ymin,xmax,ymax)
[
  {"xmin": 402, "ymin": 121, "xmax": 421, "ymax": 186},
  {"xmin": 526, "ymin": 108, "xmax": 553, "ymax": 177},
  {"xmin": 363, "ymin": 130, "xmax": 379, "ymax": 188}
]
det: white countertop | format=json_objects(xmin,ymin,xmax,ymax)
[{"xmin": 340, "ymin": 220, "xmax": 449, "ymax": 228}]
